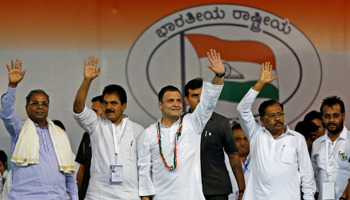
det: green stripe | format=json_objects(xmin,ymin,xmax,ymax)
[{"xmin": 219, "ymin": 81, "xmax": 279, "ymax": 102}]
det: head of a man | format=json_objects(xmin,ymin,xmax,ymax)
[
  {"xmin": 25, "ymin": 90, "xmax": 50, "ymax": 125},
  {"xmin": 259, "ymin": 100, "xmax": 285, "ymax": 134},
  {"xmin": 232, "ymin": 123, "xmax": 250, "ymax": 159},
  {"xmin": 304, "ymin": 110, "xmax": 325, "ymax": 138},
  {"xmin": 102, "ymin": 85, "xmax": 127, "ymax": 124},
  {"xmin": 184, "ymin": 78, "xmax": 203, "ymax": 113},
  {"xmin": 0, "ymin": 150, "xmax": 8, "ymax": 176},
  {"xmin": 158, "ymin": 85, "xmax": 183, "ymax": 120},
  {"xmin": 91, "ymin": 95, "xmax": 105, "ymax": 117},
  {"xmin": 295, "ymin": 121, "xmax": 318, "ymax": 152},
  {"xmin": 320, "ymin": 96, "xmax": 345, "ymax": 135}
]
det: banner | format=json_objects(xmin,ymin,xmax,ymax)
[{"xmin": 0, "ymin": 0, "xmax": 349, "ymax": 158}]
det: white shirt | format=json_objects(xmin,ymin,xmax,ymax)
[
  {"xmin": 311, "ymin": 126, "xmax": 350, "ymax": 200},
  {"xmin": 137, "ymin": 78, "xmax": 223, "ymax": 200},
  {"xmin": 74, "ymin": 107, "xmax": 144, "ymax": 200},
  {"xmin": 226, "ymin": 154, "xmax": 250, "ymax": 200},
  {"xmin": 237, "ymin": 88, "xmax": 315, "ymax": 200}
]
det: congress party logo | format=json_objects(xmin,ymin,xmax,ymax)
[{"xmin": 126, "ymin": 4, "xmax": 322, "ymax": 123}]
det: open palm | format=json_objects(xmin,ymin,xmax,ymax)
[
  {"xmin": 259, "ymin": 62, "xmax": 277, "ymax": 84},
  {"xmin": 7, "ymin": 58, "xmax": 26, "ymax": 85},
  {"xmin": 84, "ymin": 55, "xmax": 100, "ymax": 80}
]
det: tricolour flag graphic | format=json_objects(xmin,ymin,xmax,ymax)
[{"xmin": 185, "ymin": 34, "xmax": 279, "ymax": 102}]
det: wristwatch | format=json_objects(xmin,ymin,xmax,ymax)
[
  {"xmin": 239, "ymin": 189, "xmax": 245, "ymax": 194},
  {"xmin": 339, "ymin": 197, "xmax": 347, "ymax": 200},
  {"xmin": 215, "ymin": 72, "xmax": 225, "ymax": 78}
]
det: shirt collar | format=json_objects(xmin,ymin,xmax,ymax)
[
  {"xmin": 262, "ymin": 124, "xmax": 295, "ymax": 137},
  {"xmin": 157, "ymin": 117, "xmax": 181, "ymax": 128},
  {"xmin": 322, "ymin": 125, "xmax": 348, "ymax": 142}
]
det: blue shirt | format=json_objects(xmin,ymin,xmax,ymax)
[{"xmin": 0, "ymin": 86, "xmax": 78, "ymax": 200}]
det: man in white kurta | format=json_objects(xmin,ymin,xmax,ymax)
[
  {"xmin": 237, "ymin": 62, "xmax": 315, "ymax": 200},
  {"xmin": 311, "ymin": 96, "xmax": 350, "ymax": 200},
  {"xmin": 137, "ymin": 49, "xmax": 225, "ymax": 200},
  {"xmin": 73, "ymin": 55, "xmax": 144, "ymax": 199}
]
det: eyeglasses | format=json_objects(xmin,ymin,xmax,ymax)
[
  {"xmin": 28, "ymin": 101, "xmax": 49, "ymax": 107},
  {"xmin": 264, "ymin": 112, "xmax": 284, "ymax": 119},
  {"xmin": 323, "ymin": 113, "xmax": 342, "ymax": 120}
]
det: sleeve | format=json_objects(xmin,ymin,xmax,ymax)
[
  {"xmin": 65, "ymin": 172, "xmax": 79, "ymax": 200},
  {"xmin": 236, "ymin": 88, "xmax": 261, "ymax": 142},
  {"xmin": 310, "ymin": 142, "xmax": 320, "ymax": 193},
  {"xmin": 75, "ymin": 133, "xmax": 88, "ymax": 164},
  {"xmin": 73, "ymin": 106, "xmax": 98, "ymax": 135},
  {"xmin": 0, "ymin": 86, "xmax": 24, "ymax": 137},
  {"xmin": 137, "ymin": 129, "xmax": 155, "ymax": 196},
  {"xmin": 188, "ymin": 78, "xmax": 223, "ymax": 134},
  {"xmin": 298, "ymin": 137, "xmax": 316, "ymax": 199},
  {"xmin": 222, "ymin": 117, "xmax": 238, "ymax": 154}
]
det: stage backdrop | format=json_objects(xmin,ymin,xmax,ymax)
[{"xmin": 0, "ymin": 0, "xmax": 349, "ymax": 167}]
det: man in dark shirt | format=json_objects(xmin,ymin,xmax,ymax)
[
  {"xmin": 184, "ymin": 78, "xmax": 245, "ymax": 200},
  {"xmin": 75, "ymin": 95, "xmax": 104, "ymax": 200}
]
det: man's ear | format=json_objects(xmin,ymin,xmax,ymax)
[
  {"xmin": 260, "ymin": 117, "xmax": 265, "ymax": 126},
  {"xmin": 343, "ymin": 113, "xmax": 346, "ymax": 121},
  {"xmin": 184, "ymin": 96, "xmax": 189, "ymax": 105},
  {"xmin": 158, "ymin": 101, "xmax": 162, "ymax": 110},
  {"xmin": 122, "ymin": 103, "xmax": 127, "ymax": 112}
]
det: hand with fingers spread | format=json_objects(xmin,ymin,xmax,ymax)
[
  {"xmin": 207, "ymin": 49, "xmax": 225, "ymax": 75},
  {"xmin": 253, "ymin": 62, "xmax": 277, "ymax": 92},
  {"xmin": 84, "ymin": 55, "xmax": 101, "ymax": 81},
  {"xmin": 7, "ymin": 58, "xmax": 27, "ymax": 88}
]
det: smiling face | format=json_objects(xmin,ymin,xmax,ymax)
[
  {"xmin": 25, "ymin": 93, "xmax": 49, "ymax": 126},
  {"xmin": 260, "ymin": 103, "xmax": 285, "ymax": 135},
  {"xmin": 158, "ymin": 90, "xmax": 183, "ymax": 120},
  {"xmin": 102, "ymin": 93, "xmax": 126, "ymax": 125},
  {"xmin": 322, "ymin": 104, "xmax": 345, "ymax": 135}
]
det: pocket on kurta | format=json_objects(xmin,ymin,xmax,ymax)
[{"xmin": 281, "ymin": 147, "xmax": 296, "ymax": 164}]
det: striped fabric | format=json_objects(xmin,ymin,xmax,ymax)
[{"xmin": 0, "ymin": 87, "xmax": 78, "ymax": 200}]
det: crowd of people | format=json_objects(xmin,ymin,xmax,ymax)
[{"xmin": 0, "ymin": 50, "xmax": 349, "ymax": 200}]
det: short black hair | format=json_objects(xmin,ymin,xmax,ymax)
[
  {"xmin": 102, "ymin": 85, "xmax": 127, "ymax": 105},
  {"xmin": 52, "ymin": 119, "xmax": 66, "ymax": 131},
  {"xmin": 184, "ymin": 78, "xmax": 203, "ymax": 97},
  {"xmin": 304, "ymin": 110, "xmax": 322, "ymax": 122},
  {"xmin": 0, "ymin": 150, "xmax": 8, "ymax": 168},
  {"xmin": 26, "ymin": 89, "xmax": 49, "ymax": 105},
  {"xmin": 158, "ymin": 85, "xmax": 181, "ymax": 103},
  {"xmin": 258, "ymin": 100, "xmax": 283, "ymax": 117},
  {"xmin": 320, "ymin": 96, "xmax": 345, "ymax": 115},
  {"xmin": 91, "ymin": 95, "xmax": 103, "ymax": 103},
  {"xmin": 295, "ymin": 121, "xmax": 318, "ymax": 140},
  {"xmin": 232, "ymin": 123, "xmax": 242, "ymax": 131}
]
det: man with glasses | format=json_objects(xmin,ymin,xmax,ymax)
[
  {"xmin": 0, "ymin": 59, "xmax": 78, "ymax": 199},
  {"xmin": 237, "ymin": 62, "xmax": 315, "ymax": 200},
  {"xmin": 311, "ymin": 96, "xmax": 350, "ymax": 200}
]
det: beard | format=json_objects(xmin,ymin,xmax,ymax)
[{"xmin": 326, "ymin": 120, "xmax": 344, "ymax": 134}]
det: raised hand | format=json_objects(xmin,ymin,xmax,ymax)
[
  {"xmin": 84, "ymin": 55, "xmax": 101, "ymax": 81},
  {"xmin": 258, "ymin": 62, "xmax": 277, "ymax": 84},
  {"xmin": 207, "ymin": 49, "xmax": 225, "ymax": 75},
  {"xmin": 7, "ymin": 58, "xmax": 26, "ymax": 87},
  {"xmin": 253, "ymin": 62, "xmax": 277, "ymax": 91}
]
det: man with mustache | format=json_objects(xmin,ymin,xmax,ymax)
[
  {"xmin": 137, "ymin": 49, "xmax": 224, "ymax": 200},
  {"xmin": 228, "ymin": 123, "xmax": 250, "ymax": 200},
  {"xmin": 237, "ymin": 62, "xmax": 315, "ymax": 200},
  {"xmin": 73, "ymin": 55, "xmax": 144, "ymax": 199},
  {"xmin": 311, "ymin": 96, "xmax": 350, "ymax": 200}
]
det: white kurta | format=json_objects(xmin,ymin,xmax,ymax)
[
  {"xmin": 137, "ymin": 78, "xmax": 223, "ymax": 200},
  {"xmin": 311, "ymin": 126, "xmax": 350, "ymax": 200},
  {"xmin": 226, "ymin": 154, "xmax": 250, "ymax": 200},
  {"xmin": 237, "ymin": 88, "xmax": 315, "ymax": 200},
  {"xmin": 74, "ymin": 107, "xmax": 144, "ymax": 200}
]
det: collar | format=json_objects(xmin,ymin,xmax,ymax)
[
  {"xmin": 157, "ymin": 117, "xmax": 181, "ymax": 128},
  {"xmin": 263, "ymin": 124, "xmax": 295, "ymax": 137},
  {"xmin": 321, "ymin": 125, "xmax": 348, "ymax": 143}
]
